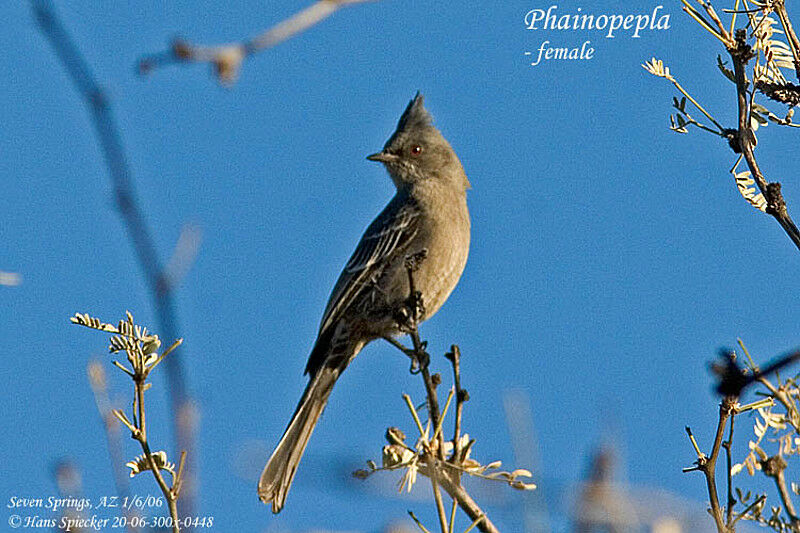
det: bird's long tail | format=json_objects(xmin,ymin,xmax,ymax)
[{"xmin": 257, "ymin": 365, "xmax": 340, "ymax": 513}]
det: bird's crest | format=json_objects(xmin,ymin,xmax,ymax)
[{"xmin": 395, "ymin": 92, "xmax": 433, "ymax": 134}]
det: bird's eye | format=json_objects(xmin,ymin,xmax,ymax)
[{"xmin": 410, "ymin": 145, "xmax": 423, "ymax": 156}]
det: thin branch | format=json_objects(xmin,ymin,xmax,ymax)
[
  {"xmin": 731, "ymin": 495, "xmax": 767, "ymax": 526},
  {"xmin": 448, "ymin": 497, "xmax": 457, "ymax": 533},
  {"xmin": 728, "ymin": 0, "xmax": 741, "ymax": 38},
  {"xmin": 729, "ymin": 31, "xmax": 800, "ymax": 251},
  {"xmin": 684, "ymin": 397, "xmax": 738, "ymax": 533},
  {"xmin": 699, "ymin": 0, "xmax": 734, "ymax": 41},
  {"xmin": 428, "ymin": 462, "xmax": 449, "ymax": 533},
  {"xmin": 132, "ymin": 375, "xmax": 181, "ymax": 533},
  {"xmin": 446, "ymin": 345, "xmax": 468, "ymax": 463},
  {"xmin": 674, "ymin": 78, "xmax": 728, "ymax": 132},
  {"xmin": 775, "ymin": 470, "xmax": 800, "ymax": 528},
  {"xmin": 723, "ymin": 410, "xmax": 736, "ymax": 525},
  {"xmin": 139, "ymin": 0, "xmax": 378, "ymax": 85},
  {"xmin": 408, "ymin": 511, "xmax": 434, "ymax": 533},
  {"xmin": 33, "ymin": 1, "xmax": 198, "ymax": 521},
  {"xmin": 436, "ymin": 475, "xmax": 498, "ymax": 533},
  {"xmin": 403, "ymin": 250, "xmax": 446, "ymax": 459},
  {"xmin": 682, "ymin": 0, "xmax": 733, "ymax": 45},
  {"xmin": 706, "ymin": 413, "xmax": 727, "ymax": 533}
]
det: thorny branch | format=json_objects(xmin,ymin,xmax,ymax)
[
  {"xmin": 139, "ymin": 0, "xmax": 378, "ymax": 85},
  {"xmin": 33, "ymin": 0, "xmax": 199, "ymax": 522}
]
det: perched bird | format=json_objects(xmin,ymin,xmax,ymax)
[{"xmin": 258, "ymin": 93, "xmax": 471, "ymax": 513}]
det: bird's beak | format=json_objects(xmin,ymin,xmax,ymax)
[{"xmin": 366, "ymin": 151, "xmax": 398, "ymax": 163}]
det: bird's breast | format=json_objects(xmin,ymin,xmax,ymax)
[{"xmin": 414, "ymin": 197, "xmax": 470, "ymax": 321}]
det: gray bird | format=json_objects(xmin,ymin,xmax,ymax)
[{"xmin": 258, "ymin": 93, "xmax": 471, "ymax": 513}]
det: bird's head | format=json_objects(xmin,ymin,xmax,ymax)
[{"xmin": 367, "ymin": 92, "xmax": 470, "ymax": 192}]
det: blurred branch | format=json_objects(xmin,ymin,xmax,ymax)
[
  {"xmin": 32, "ymin": 0, "xmax": 198, "ymax": 523},
  {"xmin": 139, "ymin": 0, "xmax": 378, "ymax": 85},
  {"xmin": 712, "ymin": 346, "xmax": 800, "ymax": 397},
  {"xmin": 0, "ymin": 271, "xmax": 22, "ymax": 286},
  {"xmin": 163, "ymin": 223, "xmax": 203, "ymax": 290},
  {"xmin": 52, "ymin": 460, "xmax": 90, "ymax": 533},
  {"xmin": 87, "ymin": 361, "xmax": 140, "ymax": 533}
]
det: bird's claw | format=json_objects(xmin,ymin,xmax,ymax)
[{"xmin": 409, "ymin": 347, "xmax": 430, "ymax": 375}]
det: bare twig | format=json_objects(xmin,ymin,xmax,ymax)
[
  {"xmin": 403, "ymin": 250, "xmax": 445, "ymax": 458},
  {"xmin": 684, "ymin": 396, "xmax": 738, "ymax": 533},
  {"xmin": 139, "ymin": 0, "xmax": 377, "ymax": 85},
  {"xmin": 134, "ymin": 382, "xmax": 182, "ymax": 533},
  {"xmin": 428, "ymin": 463, "xmax": 449, "ymax": 533},
  {"xmin": 723, "ymin": 409, "xmax": 736, "ymax": 526},
  {"xmin": 446, "ymin": 345, "xmax": 469, "ymax": 463},
  {"xmin": 33, "ymin": 1, "xmax": 198, "ymax": 522}
]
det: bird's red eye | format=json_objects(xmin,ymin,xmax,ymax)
[{"xmin": 410, "ymin": 145, "xmax": 422, "ymax": 156}]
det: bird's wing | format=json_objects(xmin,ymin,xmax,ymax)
[{"xmin": 317, "ymin": 196, "xmax": 421, "ymax": 337}]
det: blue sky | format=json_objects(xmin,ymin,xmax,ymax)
[{"xmin": 3, "ymin": 1, "xmax": 799, "ymax": 531}]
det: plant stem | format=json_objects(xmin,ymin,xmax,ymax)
[
  {"xmin": 429, "ymin": 462, "xmax": 450, "ymax": 533},
  {"xmin": 134, "ymin": 378, "xmax": 181, "ymax": 533}
]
